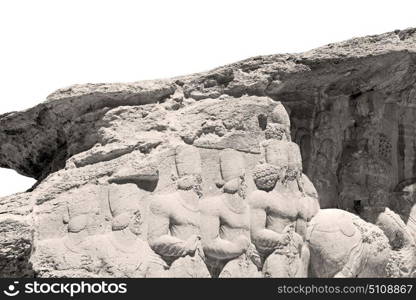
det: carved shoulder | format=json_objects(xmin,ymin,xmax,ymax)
[
  {"xmin": 200, "ymin": 196, "xmax": 222, "ymax": 216},
  {"xmin": 247, "ymin": 190, "xmax": 269, "ymax": 210},
  {"xmin": 149, "ymin": 194, "xmax": 172, "ymax": 217},
  {"xmin": 298, "ymin": 196, "xmax": 320, "ymax": 221}
]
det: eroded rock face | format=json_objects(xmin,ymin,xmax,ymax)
[{"xmin": 1, "ymin": 28, "xmax": 416, "ymax": 277}]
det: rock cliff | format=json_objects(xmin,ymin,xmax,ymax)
[{"xmin": 1, "ymin": 28, "xmax": 416, "ymax": 277}]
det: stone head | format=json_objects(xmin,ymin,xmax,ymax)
[
  {"xmin": 216, "ymin": 149, "xmax": 245, "ymax": 194},
  {"xmin": 264, "ymin": 103, "xmax": 291, "ymax": 141},
  {"xmin": 174, "ymin": 144, "xmax": 203, "ymax": 191},
  {"xmin": 264, "ymin": 140, "xmax": 289, "ymax": 168},
  {"xmin": 252, "ymin": 163, "xmax": 281, "ymax": 192},
  {"xmin": 400, "ymin": 183, "xmax": 416, "ymax": 204},
  {"xmin": 265, "ymin": 123, "xmax": 289, "ymax": 140},
  {"xmin": 110, "ymin": 209, "xmax": 143, "ymax": 236},
  {"xmin": 270, "ymin": 102, "xmax": 290, "ymax": 127},
  {"xmin": 108, "ymin": 186, "xmax": 141, "ymax": 232},
  {"xmin": 62, "ymin": 200, "xmax": 99, "ymax": 234}
]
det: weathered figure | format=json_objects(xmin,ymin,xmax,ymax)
[
  {"xmin": 92, "ymin": 184, "xmax": 167, "ymax": 278},
  {"xmin": 200, "ymin": 149, "xmax": 260, "ymax": 277},
  {"xmin": 307, "ymin": 208, "xmax": 416, "ymax": 277},
  {"xmin": 393, "ymin": 181, "xmax": 416, "ymax": 243},
  {"xmin": 249, "ymin": 139, "xmax": 318, "ymax": 277},
  {"xmin": 148, "ymin": 145, "xmax": 210, "ymax": 277},
  {"xmin": 264, "ymin": 102, "xmax": 291, "ymax": 142},
  {"xmin": 31, "ymin": 198, "xmax": 99, "ymax": 277}
]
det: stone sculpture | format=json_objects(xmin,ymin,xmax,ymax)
[
  {"xmin": 148, "ymin": 145, "xmax": 210, "ymax": 277},
  {"xmin": 200, "ymin": 149, "xmax": 260, "ymax": 277},
  {"xmin": 91, "ymin": 184, "xmax": 167, "ymax": 278},
  {"xmin": 248, "ymin": 107, "xmax": 313, "ymax": 277},
  {"xmin": 3, "ymin": 28, "xmax": 416, "ymax": 277},
  {"xmin": 247, "ymin": 103, "xmax": 319, "ymax": 277},
  {"xmin": 249, "ymin": 149, "xmax": 305, "ymax": 276},
  {"xmin": 263, "ymin": 102, "xmax": 291, "ymax": 142},
  {"xmin": 393, "ymin": 181, "xmax": 416, "ymax": 243},
  {"xmin": 31, "ymin": 198, "xmax": 99, "ymax": 277}
]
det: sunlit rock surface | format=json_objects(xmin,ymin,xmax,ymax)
[{"xmin": 1, "ymin": 28, "xmax": 416, "ymax": 277}]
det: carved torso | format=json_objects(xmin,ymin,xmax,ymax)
[
  {"xmin": 165, "ymin": 192, "xmax": 201, "ymax": 240},
  {"xmin": 91, "ymin": 231, "xmax": 158, "ymax": 278},
  {"xmin": 217, "ymin": 195, "xmax": 251, "ymax": 242},
  {"xmin": 264, "ymin": 191, "xmax": 298, "ymax": 232}
]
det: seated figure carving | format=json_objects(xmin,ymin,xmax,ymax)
[
  {"xmin": 31, "ymin": 199, "xmax": 99, "ymax": 277},
  {"xmin": 148, "ymin": 145, "xmax": 210, "ymax": 278},
  {"xmin": 200, "ymin": 149, "xmax": 261, "ymax": 278},
  {"xmin": 248, "ymin": 140, "xmax": 314, "ymax": 277},
  {"xmin": 91, "ymin": 185, "xmax": 167, "ymax": 278}
]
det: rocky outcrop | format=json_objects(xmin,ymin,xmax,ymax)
[{"xmin": 1, "ymin": 28, "xmax": 416, "ymax": 277}]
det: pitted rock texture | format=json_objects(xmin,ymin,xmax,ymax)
[{"xmin": 1, "ymin": 28, "xmax": 416, "ymax": 277}]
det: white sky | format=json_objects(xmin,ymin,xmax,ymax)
[{"xmin": 1, "ymin": 0, "xmax": 415, "ymax": 197}]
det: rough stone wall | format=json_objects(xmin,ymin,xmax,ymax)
[{"xmin": 0, "ymin": 28, "xmax": 416, "ymax": 277}]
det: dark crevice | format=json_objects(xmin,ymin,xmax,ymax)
[{"xmin": 257, "ymin": 114, "xmax": 268, "ymax": 130}]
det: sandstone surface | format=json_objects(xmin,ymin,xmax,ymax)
[{"xmin": 1, "ymin": 28, "xmax": 416, "ymax": 277}]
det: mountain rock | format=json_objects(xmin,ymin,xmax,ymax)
[{"xmin": 1, "ymin": 28, "xmax": 416, "ymax": 277}]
